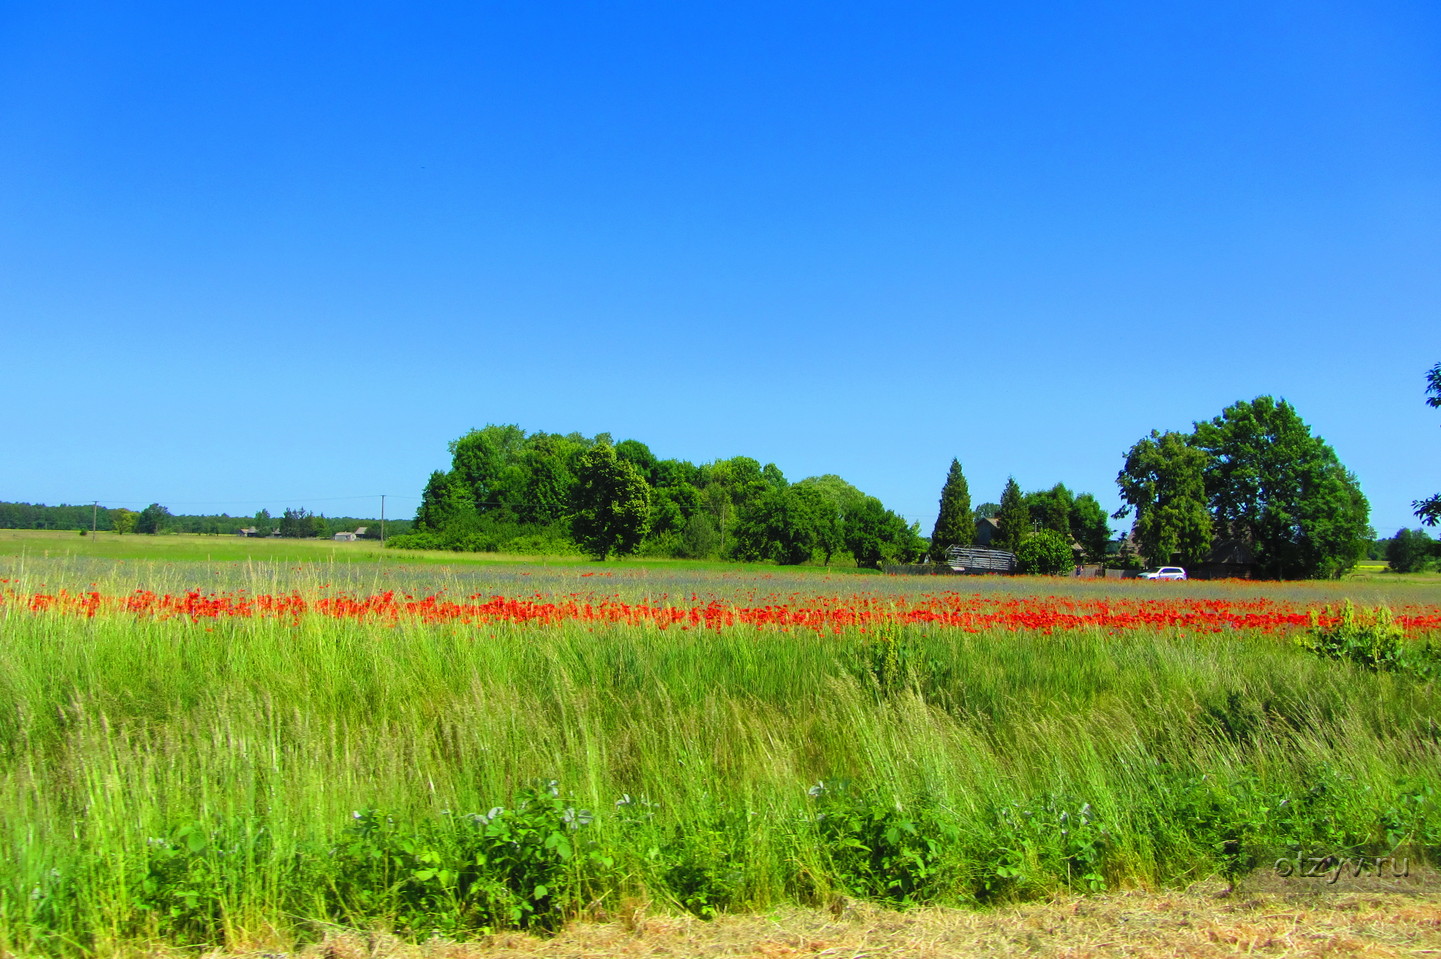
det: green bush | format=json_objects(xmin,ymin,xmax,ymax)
[
  {"xmin": 1016, "ymin": 529, "xmax": 1075, "ymax": 575},
  {"xmin": 1299, "ymin": 601, "xmax": 1441, "ymax": 679}
]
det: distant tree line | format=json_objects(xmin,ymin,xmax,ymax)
[
  {"xmin": 390, "ymin": 425, "xmax": 926, "ymax": 566},
  {"xmin": 926, "ymin": 460, "xmax": 1113, "ymax": 573},
  {"xmin": 0, "ymin": 502, "xmax": 407, "ymax": 539}
]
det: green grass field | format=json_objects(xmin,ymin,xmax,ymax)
[
  {"xmin": 1, "ymin": 536, "xmax": 1438, "ymax": 955},
  {"xmin": 0, "ymin": 529, "xmax": 883, "ymax": 575}
]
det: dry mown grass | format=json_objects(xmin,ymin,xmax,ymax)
[{"xmin": 180, "ymin": 870, "xmax": 1441, "ymax": 959}]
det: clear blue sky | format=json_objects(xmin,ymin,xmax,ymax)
[{"xmin": 3, "ymin": 1, "xmax": 1438, "ymax": 537}]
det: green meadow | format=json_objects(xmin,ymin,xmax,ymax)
[{"xmin": 1, "ymin": 540, "xmax": 1438, "ymax": 955}]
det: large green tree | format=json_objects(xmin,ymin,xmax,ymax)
[
  {"xmin": 1115, "ymin": 430, "xmax": 1214, "ymax": 567},
  {"xmin": 795, "ymin": 475, "xmax": 865, "ymax": 565},
  {"xmin": 1414, "ymin": 362, "xmax": 1441, "ymax": 526},
  {"xmin": 731, "ymin": 484, "xmax": 822, "ymax": 565},
  {"xmin": 1387, "ymin": 528, "xmax": 1434, "ymax": 573},
  {"xmin": 110, "ymin": 507, "xmax": 137, "ymax": 535},
  {"xmin": 515, "ymin": 433, "xmax": 583, "ymax": 525},
  {"xmin": 279, "ymin": 508, "xmax": 325, "ymax": 538},
  {"xmin": 135, "ymin": 503, "xmax": 171, "ymax": 535},
  {"xmin": 571, "ymin": 442, "xmax": 652, "ymax": 560},
  {"xmin": 1191, "ymin": 397, "xmax": 1369, "ymax": 579},
  {"xmin": 414, "ymin": 471, "xmax": 476, "ymax": 532},
  {"xmin": 450, "ymin": 424, "xmax": 528, "ymax": 514},
  {"xmin": 1025, "ymin": 483, "xmax": 1074, "ymax": 537},
  {"xmin": 994, "ymin": 478, "xmax": 1029, "ymax": 552},
  {"xmin": 843, "ymin": 496, "xmax": 923, "ymax": 569},
  {"xmin": 929, "ymin": 459, "xmax": 973, "ymax": 561},
  {"xmin": 1069, "ymin": 493, "xmax": 1111, "ymax": 563}
]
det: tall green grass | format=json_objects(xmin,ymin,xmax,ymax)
[{"xmin": 0, "ymin": 560, "xmax": 1437, "ymax": 954}]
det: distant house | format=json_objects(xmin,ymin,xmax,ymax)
[
  {"xmin": 975, "ymin": 516, "xmax": 1002, "ymax": 546},
  {"xmin": 333, "ymin": 527, "xmax": 368, "ymax": 542},
  {"xmin": 1191, "ymin": 539, "xmax": 1258, "ymax": 580},
  {"xmin": 237, "ymin": 527, "xmax": 259, "ymax": 537}
]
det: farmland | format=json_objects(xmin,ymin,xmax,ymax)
[{"xmin": 1, "ymin": 542, "xmax": 1439, "ymax": 955}]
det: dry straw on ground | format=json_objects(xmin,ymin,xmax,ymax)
[{"xmin": 187, "ymin": 873, "xmax": 1441, "ymax": 959}]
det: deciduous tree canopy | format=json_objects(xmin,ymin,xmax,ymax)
[
  {"xmin": 1115, "ymin": 430, "xmax": 1213, "ymax": 568},
  {"xmin": 572, "ymin": 442, "xmax": 652, "ymax": 561},
  {"xmin": 1117, "ymin": 397, "xmax": 1369, "ymax": 579},
  {"xmin": 391, "ymin": 425, "xmax": 923, "ymax": 567}
]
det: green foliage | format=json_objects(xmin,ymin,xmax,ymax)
[
  {"xmin": 1024, "ymin": 483, "xmax": 1073, "ymax": 537},
  {"xmin": 450, "ymin": 424, "xmax": 529, "ymax": 514},
  {"xmin": 994, "ymin": 478, "xmax": 1029, "ymax": 552},
  {"xmin": 1192, "ymin": 397, "xmax": 1370, "ymax": 578},
  {"xmin": 111, "ymin": 507, "xmax": 137, "ymax": 535},
  {"xmin": 1387, "ymin": 528, "xmax": 1435, "ymax": 573},
  {"xmin": 1299, "ymin": 601, "xmax": 1441, "ymax": 679},
  {"xmin": 515, "ymin": 434, "xmax": 583, "ymax": 525},
  {"xmin": 278, "ymin": 507, "xmax": 325, "ymax": 538},
  {"xmin": 1015, "ymin": 529, "xmax": 1074, "ymax": 575},
  {"xmin": 135, "ymin": 503, "xmax": 171, "ymax": 535},
  {"xmin": 843, "ymin": 497, "xmax": 923, "ymax": 569},
  {"xmin": 796, "ymin": 475, "xmax": 865, "ymax": 565},
  {"xmin": 929, "ymin": 459, "xmax": 973, "ymax": 560},
  {"xmin": 731, "ymin": 484, "xmax": 823, "ymax": 564},
  {"xmin": 414, "ymin": 470, "xmax": 477, "ymax": 532},
  {"xmin": 1068, "ymin": 493, "xmax": 1111, "ymax": 563},
  {"xmin": 808, "ymin": 781, "xmax": 962, "ymax": 905},
  {"xmin": 1415, "ymin": 361, "xmax": 1441, "ymax": 527},
  {"xmin": 331, "ymin": 782, "xmax": 603, "ymax": 935},
  {"xmin": 399, "ymin": 426, "xmax": 920, "ymax": 563},
  {"xmin": 613, "ymin": 439, "xmax": 659, "ymax": 485},
  {"xmin": 1115, "ymin": 430, "xmax": 1213, "ymax": 567},
  {"xmin": 1119, "ymin": 398, "xmax": 1370, "ymax": 578},
  {"xmin": 571, "ymin": 442, "xmax": 652, "ymax": 560}
]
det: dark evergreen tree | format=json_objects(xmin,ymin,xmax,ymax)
[
  {"xmin": 929, "ymin": 458, "xmax": 972, "ymax": 561},
  {"xmin": 135, "ymin": 503, "xmax": 171, "ymax": 535},
  {"xmin": 994, "ymin": 478, "xmax": 1029, "ymax": 552}
]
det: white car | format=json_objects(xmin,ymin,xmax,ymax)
[{"xmin": 1139, "ymin": 566, "xmax": 1187, "ymax": 580}]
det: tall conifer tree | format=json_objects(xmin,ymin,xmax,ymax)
[
  {"xmin": 995, "ymin": 477, "xmax": 1029, "ymax": 552},
  {"xmin": 929, "ymin": 458, "xmax": 973, "ymax": 560}
]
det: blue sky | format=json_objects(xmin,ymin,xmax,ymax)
[{"xmin": 3, "ymin": 1, "xmax": 1438, "ymax": 537}]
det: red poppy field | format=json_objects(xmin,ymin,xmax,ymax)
[{"xmin": 8, "ymin": 576, "xmax": 1441, "ymax": 637}]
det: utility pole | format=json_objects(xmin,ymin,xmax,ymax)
[
  {"xmin": 92, "ymin": 501, "xmax": 98, "ymax": 535},
  {"xmin": 380, "ymin": 494, "xmax": 386, "ymax": 543}
]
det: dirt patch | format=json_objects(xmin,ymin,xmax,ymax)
[{"xmin": 191, "ymin": 879, "xmax": 1441, "ymax": 959}]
